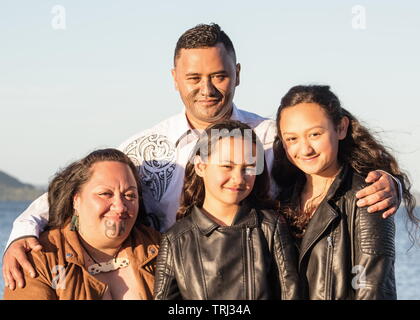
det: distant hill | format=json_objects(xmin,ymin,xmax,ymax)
[{"xmin": 0, "ymin": 170, "xmax": 45, "ymax": 201}]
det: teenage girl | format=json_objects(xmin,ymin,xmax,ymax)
[
  {"xmin": 272, "ymin": 85, "xmax": 419, "ymax": 299},
  {"xmin": 154, "ymin": 120, "xmax": 300, "ymax": 300}
]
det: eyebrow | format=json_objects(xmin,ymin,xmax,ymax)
[
  {"xmin": 282, "ymin": 125, "xmax": 325, "ymax": 135},
  {"xmin": 220, "ymin": 160, "xmax": 256, "ymax": 166},
  {"xmin": 185, "ymin": 70, "xmax": 228, "ymax": 77},
  {"xmin": 97, "ymin": 185, "xmax": 138, "ymax": 190}
]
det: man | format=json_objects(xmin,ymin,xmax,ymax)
[{"xmin": 3, "ymin": 23, "xmax": 399, "ymax": 291}]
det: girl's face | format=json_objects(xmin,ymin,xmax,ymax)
[
  {"xmin": 279, "ymin": 103, "xmax": 348, "ymax": 178},
  {"xmin": 195, "ymin": 137, "xmax": 257, "ymax": 209},
  {"xmin": 73, "ymin": 161, "xmax": 139, "ymax": 248}
]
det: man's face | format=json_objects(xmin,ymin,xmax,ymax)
[{"xmin": 172, "ymin": 43, "xmax": 240, "ymax": 128}]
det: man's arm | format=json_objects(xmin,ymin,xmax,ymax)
[{"xmin": 2, "ymin": 193, "xmax": 50, "ymax": 290}]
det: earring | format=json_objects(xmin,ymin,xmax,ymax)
[{"xmin": 70, "ymin": 214, "xmax": 79, "ymax": 231}]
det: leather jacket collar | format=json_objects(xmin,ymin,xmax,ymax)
[
  {"xmin": 191, "ymin": 200, "xmax": 258, "ymax": 236},
  {"xmin": 298, "ymin": 164, "xmax": 348, "ymax": 263}
]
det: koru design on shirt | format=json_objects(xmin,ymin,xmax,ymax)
[{"xmin": 124, "ymin": 134, "xmax": 176, "ymax": 201}]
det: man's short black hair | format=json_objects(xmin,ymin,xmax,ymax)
[{"xmin": 174, "ymin": 23, "xmax": 236, "ymax": 66}]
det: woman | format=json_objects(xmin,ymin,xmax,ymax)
[
  {"xmin": 272, "ymin": 85, "xmax": 419, "ymax": 299},
  {"xmin": 4, "ymin": 148, "xmax": 160, "ymax": 300}
]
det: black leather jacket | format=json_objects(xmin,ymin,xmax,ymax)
[
  {"xmin": 153, "ymin": 202, "xmax": 301, "ymax": 300},
  {"xmin": 282, "ymin": 165, "xmax": 396, "ymax": 300}
]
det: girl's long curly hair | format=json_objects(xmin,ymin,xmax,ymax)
[
  {"xmin": 177, "ymin": 120, "xmax": 277, "ymax": 220},
  {"xmin": 272, "ymin": 85, "xmax": 419, "ymax": 244}
]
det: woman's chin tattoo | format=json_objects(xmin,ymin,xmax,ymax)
[{"xmin": 104, "ymin": 219, "xmax": 126, "ymax": 239}]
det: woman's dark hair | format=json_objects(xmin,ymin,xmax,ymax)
[
  {"xmin": 177, "ymin": 120, "xmax": 277, "ymax": 219},
  {"xmin": 272, "ymin": 85, "xmax": 419, "ymax": 244},
  {"xmin": 47, "ymin": 148, "xmax": 147, "ymax": 229}
]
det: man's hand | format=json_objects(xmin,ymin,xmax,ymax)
[
  {"xmin": 355, "ymin": 170, "xmax": 399, "ymax": 219},
  {"xmin": 2, "ymin": 237, "xmax": 42, "ymax": 290}
]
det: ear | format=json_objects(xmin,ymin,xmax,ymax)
[
  {"xmin": 235, "ymin": 63, "xmax": 241, "ymax": 86},
  {"xmin": 73, "ymin": 193, "xmax": 81, "ymax": 214},
  {"xmin": 337, "ymin": 116, "xmax": 349, "ymax": 140},
  {"xmin": 194, "ymin": 156, "xmax": 206, "ymax": 178},
  {"xmin": 171, "ymin": 68, "xmax": 179, "ymax": 91}
]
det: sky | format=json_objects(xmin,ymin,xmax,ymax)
[{"xmin": 1, "ymin": 0, "xmax": 420, "ymax": 192}]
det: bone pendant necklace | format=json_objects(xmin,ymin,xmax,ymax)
[{"xmin": 81, "ymin": 242, "xmax": 130, "ymax": 275}]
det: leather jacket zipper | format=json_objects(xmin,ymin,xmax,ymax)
[
  {"xmin": 325, "ymin": 225, "xmax": 334, "ymax": 299},
  {"xmin": 246, "ymin": 227, "xmax": 254, "ymax": 300}
]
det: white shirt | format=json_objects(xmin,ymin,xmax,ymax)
[{"xmin": 5, "ymin": 105, "xmax": 277, "ymax": 249}]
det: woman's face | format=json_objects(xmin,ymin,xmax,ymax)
[
  {"xmin": 279, "ymin": 102, "xmax": 348, "ymax": 178},
  {"xmin": 195, "ymin": 137, "xmax": 257, "ymax": 210},
  {"xmin": 73, "ymin": 161, "xmax": 139, "ymax": 248}
]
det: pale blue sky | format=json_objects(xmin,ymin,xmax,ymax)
[{"xmin": 1, "ymin": 0, "xmax": 419, "ymax": 192}]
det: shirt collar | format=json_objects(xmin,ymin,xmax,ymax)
[
  {"xmin": 230, "ymin": 103, "xmax": 244, "ymax": 122},
  {"xmin": 174, "ymin": 103, "xmax": 241, "ymax": 148}
]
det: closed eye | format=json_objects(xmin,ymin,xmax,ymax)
[{"xmin": 99, "ymin": 192, "xmax": 113, "ymax": 197}]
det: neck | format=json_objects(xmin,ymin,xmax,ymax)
[
  {"xmin": 78, "ymin": 234, "xmax": 123, "ymax": 262},
  {"xmin": 202, "ymin": 199, "xmax": 239, "ymax": 226},
  {"xmin": 304, "ymin": 163, "xmax": 341, "ymax": 197}
]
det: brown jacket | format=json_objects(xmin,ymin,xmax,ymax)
[{"xmin": 4, "ymin": 223, "xmax": 160, "ymax": 300}]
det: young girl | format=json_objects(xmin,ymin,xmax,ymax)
[
  {"xmin": 153, "ymin": 120, "xmax": 301, "ymax": 300},
  {"xmin": 272, "ymin": 85, "xmax": 419, "ymax": 300}
]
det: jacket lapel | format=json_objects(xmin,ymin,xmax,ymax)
[
  {"xmin": 298, "ymin": 165, "xmax": 349, "ymax": 265},
  {"xmin": 298, "ymin": 200, "xmax": 338, "ymax": 265}
]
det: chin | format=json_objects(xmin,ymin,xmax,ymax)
[{"xmin": 297, "ymin": 165, "xmax": 322, "ymax": 176}]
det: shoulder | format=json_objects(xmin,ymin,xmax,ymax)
[
  {"xmin": 118, "ymin": 112, "xmax": 184, "ymax": 152},
  {"xmin": 161, "ymin": 215, "xmax": 196, "ymax": 242},
  {"xmin": 235, "ymin": 108, "xmax": 277, "ymax": 145},
  {"xmin": 133, "ymin": 224, "xmax": 162, "ymax": 245},
  {"xmin": 257, "ymin": 209, "xmax": 287, "ymax": 229},
  {"xmin": 342, "ymin": 169, "xmax": 396, "ymax": 257},
  {"xmin": 25, "ymin": 229, "xmax": 64, "ymax": 277},
  {"xmin": 37, "ymin": 228, "xmax": 63, "ymax": 253},
  {"xmin": 339, "ymin": 169, "xmax": 369, "ymax": 203}
]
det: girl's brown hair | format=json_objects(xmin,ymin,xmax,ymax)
[
  {"xmin": 272, "ymin": 85, "xmax": 419, "ymax": 244},
  {"xmin": 47, "ymin": 148, "xmax": 147, "ymax": 229},
  {"xmin": 177, "ymin": 120, "xmax": 277, "ymax": 220}
]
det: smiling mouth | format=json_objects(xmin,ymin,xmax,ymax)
[
  {"xmin": 300, "ymin": 155, "xmax": 319, "ymax": 161},
  {"xmin": 196, "ymin": 99, "xmax": 221, "ymax": 106},
  {"xmin": 224, "ymin": 187, "xmax": 245, "ymax": 192}
]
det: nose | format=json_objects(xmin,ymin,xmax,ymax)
[
  {"xmin": 299, "ymin": 138, "xmax": 315, "ymax": 156},
  {"xmin": 111, "ymin": 194, "xmax": 127, "ymax": 214},
  {"xmin": 199, "ymin": 78, "xmax": 216, "ymax": 97},
  {"xmin": 231, "ymin": 167, "xmax": 245, "ymax": 185}
]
